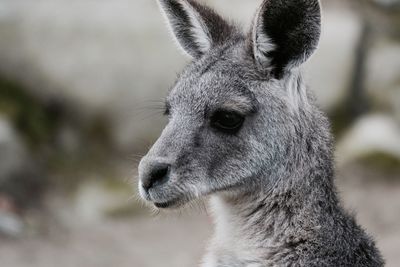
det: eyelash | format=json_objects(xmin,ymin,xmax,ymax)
[{"xmin": 164, "ymin": 103, "xmax": 171, "ymax": 116}]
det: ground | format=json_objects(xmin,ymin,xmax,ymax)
[{"xmin": 0, "ymin": 164, "xmax": 399, "ymax": 267}]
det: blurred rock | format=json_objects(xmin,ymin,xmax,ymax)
[
  {"xmin": 0, "ymin": 116, "xmax": 25, "ymax": 182},
  {"xmin": 0, "ymin": 117, "xmax": 26, "ymax": 237},
  {"xmin": 70, "ymin": 178, "xmax": 136, "ymax": 224},
  {"xmin": 0, "ymin": 210, "xmax": 24, "ymax": 238},
  {"xmin": 0, "ymin": 115, "xmax": 45, "ymax": 210},
  {"xmin": 336, "ymin": 114, "xmax": 400, "ymax": 166}
]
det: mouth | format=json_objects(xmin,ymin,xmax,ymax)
[
  {"xmin": 139, "ymin": 184, "xmax": 184, "ymax": 209},
  {"xmin": 153, "ymin": 198, "xmax": 181, "ymax": 209}
]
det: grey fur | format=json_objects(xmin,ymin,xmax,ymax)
[{"xmin": 138, "ymin": 0, "xmax": 384, "ymax": 266}]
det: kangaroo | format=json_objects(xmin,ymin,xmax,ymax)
[{"xmin": 138, "ymin": 0, "xmax": 384, "ymax": 266}]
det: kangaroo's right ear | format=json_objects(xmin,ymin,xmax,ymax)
[
  {"xmin": 157, "ymin": 0, "xmax": 234, "ymax": 58},
  {"xmin": 251, "ymin": 0, "xmax": 321, "ymax": 78}
]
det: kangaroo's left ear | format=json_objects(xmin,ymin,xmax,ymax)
[
  {"xmin": 251, "ymin": 0, "xmax": 321, "ymax": 78},
  {"xmin": 157, "ymin": 0, "xmax": 235, "ymax": 59}
]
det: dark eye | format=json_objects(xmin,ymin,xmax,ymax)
[{"xmin": 210, "ymin": 110, "xmax": 245, "ymax": 133}]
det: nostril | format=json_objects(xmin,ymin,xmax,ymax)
[{"xmin": 142, "ymin": 163, "xmax": 170, "ymax": 191}]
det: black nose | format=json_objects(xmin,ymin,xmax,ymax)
[{"xmin": 142, "ymin": 163, "xmax": 170, "ymax": 191}]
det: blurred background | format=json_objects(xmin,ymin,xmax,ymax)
[{"xmin": 0, "ymin": 0, "xmax": 399, "ymax": 266}]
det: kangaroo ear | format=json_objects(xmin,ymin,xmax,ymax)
[
  {"xmin": 157, "ymin": 0, "xmax": 235, "ymax": 58},
  {"xmin": 251, "ymin": 0, "xmax": 321, "ymax": 77}
]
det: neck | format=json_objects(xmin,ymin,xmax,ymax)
[{"xmin": 207, "ymin": 164, "xmax": 340, "ymax": 263}]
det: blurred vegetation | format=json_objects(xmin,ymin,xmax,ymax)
[
  {"xmin": 0, "ymin": 74, "xmax": 125, "ymax": 195},
  {"xmin": 359, "ymin": 152, "xmax": 400, "ymax": 176},
  {"xmin": 0, "ymin": 75, "xmax": 62, "ymax": 149}
]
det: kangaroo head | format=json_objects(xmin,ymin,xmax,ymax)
[{"xmin": 139, "ymin": 0, "xmax": 322, "ymax": 209}]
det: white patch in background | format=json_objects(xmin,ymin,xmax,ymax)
[
  {"xmin": 336, "ymin": 114, "xmax": 400, "ymax": 167},
  {"xmin": 0, "ymin": 5, "xmax": 7, "ymax": 19}
]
